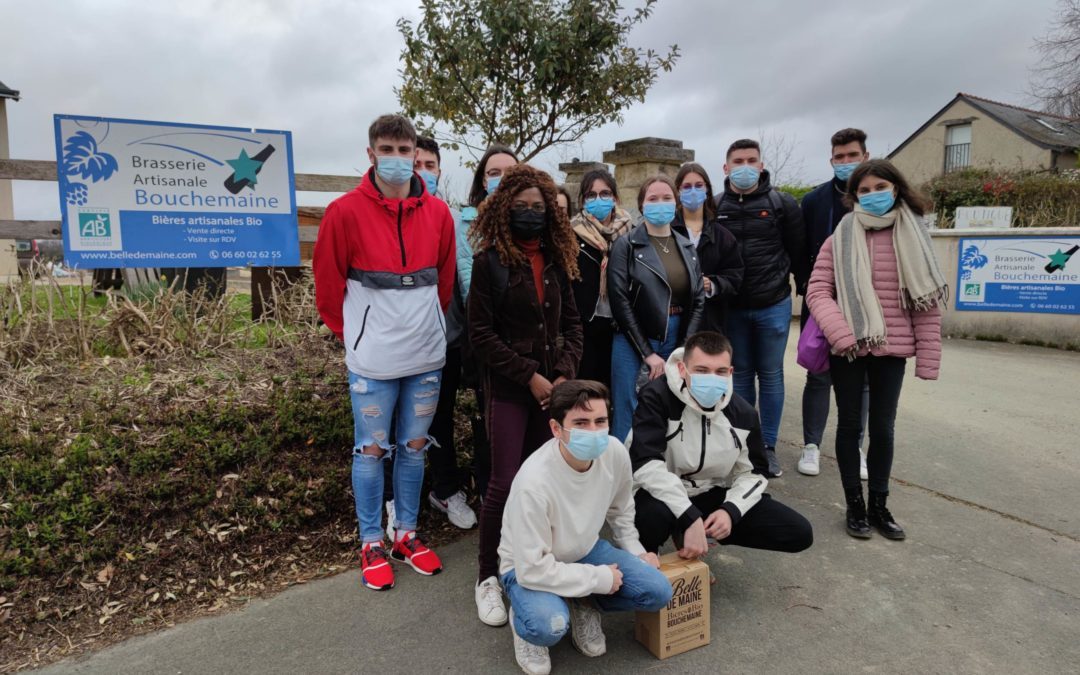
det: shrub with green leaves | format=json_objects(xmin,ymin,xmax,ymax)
[{"xmin": 924, "ymin": 168, "xmax": 1080, "ymax": 228}]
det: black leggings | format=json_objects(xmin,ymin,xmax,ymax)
[
  {"xmin": 634, "ymin": 488, "xmax": 813, "ymax": 554},
  {"xmin": 830, "ymin": 354, "xmax": 906, "ymax": 494}
]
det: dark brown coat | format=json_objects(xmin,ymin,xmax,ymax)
[{"xmin": 467, "ymin": 248, "xmax": 584, "ymax": 400}]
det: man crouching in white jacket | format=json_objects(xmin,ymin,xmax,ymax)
[
  {"xmin": 499, "ymin": 380, "xmax": 673, "ymax": 675},
  {"xmin": 629, "ymin": 331, "xmax": 813, "ymax": 558}
]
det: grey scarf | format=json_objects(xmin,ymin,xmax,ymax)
[{"xmin": 832, "ymin": 202, "xmax": 948, "ymax": 351}]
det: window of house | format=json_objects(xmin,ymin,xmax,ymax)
[
  {"xmin": 944, "ymin": 124, "xmax": 971, "ymax": 172},
  {"xmin": 1031, "ymin": 116, "xmax": 1064, "ymax": 134}
]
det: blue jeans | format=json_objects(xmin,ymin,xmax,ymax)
[
  {"xmin": 501, "ymin": 539, "xmax": 673, "ymax": 647},
  {"xmin": 348, "ymin": 369, "xmax": 441, "ymax": 544},
  {"xmin": 611, "ymin": 314, "xmax": 681, "ymax": 443},
  {"xmin": 725, "ymin": 296, "xmax": 791, "ymax": 447}
]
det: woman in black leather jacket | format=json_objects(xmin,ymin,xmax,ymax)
[{"xmin": 607, "ymin": 175, "xmax": 705, "ymax": 441}]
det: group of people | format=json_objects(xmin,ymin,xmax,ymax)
[{"xmin": 312, "ymin": 114, "xmax": 945, "ymax": 674}]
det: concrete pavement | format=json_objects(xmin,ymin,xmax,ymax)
[{"xmin": 36, "ymin": 338, "xmax": 1080, "ymax": 674}]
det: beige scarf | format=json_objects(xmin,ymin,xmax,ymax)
[
  {"xmin": 570, "ymin": 208, "xmax": 632, "ymax": 317},
  {"xmin": 832, "ymin": 201, "xmax": 948, "ymax": 351}
]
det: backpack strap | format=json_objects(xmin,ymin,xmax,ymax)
[{"xmin": 767, "ymin": 189, "xmax": 787, "ymax": 241}]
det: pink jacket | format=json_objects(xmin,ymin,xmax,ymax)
[{"xmin": 806, "ymin": 229, "xmax": 942, "ymax": 380}]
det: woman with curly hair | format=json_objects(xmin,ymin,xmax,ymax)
[{"xmin": 467, "ymin": 164, "xmax": 584, "ymax": 628}]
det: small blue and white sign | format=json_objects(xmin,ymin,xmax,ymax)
[
  {"xmin": 54, "ymin": 114, "xmax": 299, "ymax": 269},
  {"xmin": 956, "ymin": 236, "xmax": 1080, "ymax": 314}
]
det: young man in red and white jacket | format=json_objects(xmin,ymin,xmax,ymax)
[{"xmin": 313, "ymin": 114, "xmax": 456, "ymax": 591}]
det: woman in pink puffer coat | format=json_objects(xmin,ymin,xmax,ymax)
[{"xmin": 807, "ymin": 159, "xmax": 946, "ymax": 541}]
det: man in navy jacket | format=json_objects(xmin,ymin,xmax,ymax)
[{"xmin": 797, "ymin": 128, "xmax": 869, "ymax": 477}]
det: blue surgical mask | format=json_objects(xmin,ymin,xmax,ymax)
[
  {"xmin": 832, "ymin": 162, "xmax": 859, "ymax": 182},
  {"xmin": 562, "ymin": 427, "xmax": 610, "ymax": 461},
  {"xmin": 729, "ymin": 165, "xmax": 760, "ymax": 191},
  {"xmin": 680, "ymin": 187, "xmax": 707, "ymax": 212},
  {"xmin": 375, "ymin": 155, "xmax": 414, "ymax": 186},
  {"xmin": 858, "ymin": 190, "xmax": 896, "ymax": 216},
  {"xmin": 643, "ymin": 202, "xmax": 676, "ymax": 226},
  {"xmin": 584, "ymin": 197, "xmax": 615, "ymax": 222},
  {"xmin": 486, "ymin": 175, "xmax": 501, "ymax": 194},
  {"xmin": 688, "ymin": 374, "xmax": 731, "ymax": 409},
  {"xmin": 419, "ymin": 170, "xmax": 439, "ymax": 196}
]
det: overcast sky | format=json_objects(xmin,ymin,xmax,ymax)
[{"xmin": 0, "ymin": 0, "xmax": 1063, "ymax": 218}]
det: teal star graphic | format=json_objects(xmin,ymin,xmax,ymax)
[
  {"xmin": 1047, "ymin": 249, "xmax": 1070, "ymax": 270},
  {"xmin": 227, "ymin": 149, "xmax": 262, "ymax": 188}
]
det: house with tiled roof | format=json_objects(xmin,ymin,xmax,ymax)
[{"xmin": 888, "ymin": 93, "xmax": 1080, "ymax": 186}]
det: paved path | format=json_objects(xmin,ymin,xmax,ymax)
[{"xmin": 37, "ymin": 338, "xmax": 1080, "ymax": 674}]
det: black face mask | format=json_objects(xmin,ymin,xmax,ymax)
[{"xmin": 509, "ymin": 209, "xmax": 547, "ymax": 240}]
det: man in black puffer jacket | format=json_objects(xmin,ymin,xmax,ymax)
[{"xmin": 715, "ymin": 138, "xmax": 807, "ymax": 477}]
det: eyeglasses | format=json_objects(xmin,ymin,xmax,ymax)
[{"xmin": 584, "ymin": 190, "xmax": 614, "ymax": 201}]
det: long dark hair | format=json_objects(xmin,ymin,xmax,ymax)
[
  {"xmin": 845, "ymin": 159, "xmax": 931, "ymax": 216},
  {"xmin": 674, "ymin": 162, "xmax": 717, "ymax": 221},
  {"xmin": 470, "ymin": 164, "xmax": 580, "ymax": 279},
  {"xmin": 468, "ymin": 144, "xmax": 519, "ymax": 207}
]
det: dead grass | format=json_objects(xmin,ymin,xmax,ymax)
[{"xmin": 0, "ymin": 267, "xmax": 477, "ymax": 671}]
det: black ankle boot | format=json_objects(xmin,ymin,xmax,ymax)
[
  {"xmin": 868, "ymin": 491, "xmax": 906, "ymax": 540},
  {"xmin": 844, "ymin": 487, "xmax": 872, "ymax": 539}
]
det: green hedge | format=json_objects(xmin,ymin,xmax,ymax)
[{"xmin": 924, "ymin": 168, "xmax": 1080, "ymax": 228}]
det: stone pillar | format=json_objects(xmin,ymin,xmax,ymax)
[
  {"xmin": 557, "ymin": 160, "xmax": 608, "ymax": 212},
  {"xmin": 602, "ymin": 138, "xmax": 694, "ymax": 219}
]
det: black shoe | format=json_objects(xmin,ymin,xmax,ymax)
[
  {"xmin": 764, "ymin": 447, "xmax": 783, "ymax": 477},
  {"xmin": 844, "ymin": 487, "xmax": 872, "ymax": 539},
  {"xmin": 868, "ymin": 492, "xmax": 906, "ymax": 540}
]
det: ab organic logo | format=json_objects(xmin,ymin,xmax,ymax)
[{"xmin": 78, "ymin": 209, "xmax": 111, "ymax": 238}]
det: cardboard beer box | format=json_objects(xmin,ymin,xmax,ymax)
[{"xmin": 634, "ymin": 552, "xmax": 710, "ymax": 659}]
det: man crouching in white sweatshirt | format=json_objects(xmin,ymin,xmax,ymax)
[{"xmin": 498, "ymin": 380, "xmax": 673, "ymax": 675}]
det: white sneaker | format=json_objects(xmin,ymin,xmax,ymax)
[
  {"xmin": 510, "ymin": 608, "xmax": 551, "ymax": 675},
  {"xmin": 569, "ymin": 599, "xmax": 606, "ymax": 657},
  {"xmin": 476, "ymin": 576, "xmax": 508, "ymax": 626},
  {"xmin": 429, "ymin": 490, "xmax": 478, "ymax": 529},
  {"xmin": 797, "ymin": 444, "xmax": 821, "ymax": 476},
  {"xmin": 384, "ymin": 500, "xmax": 395, "ymax": 541},
  {"xmin": 859, "ymin": 450, "xmax": 869, "ymax": 481}
]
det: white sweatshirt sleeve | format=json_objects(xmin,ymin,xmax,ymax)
[
  {"xmin": 508, "ymin": 488, "xmax": 615, "ymax": 597},
  {"xmin": 606, "ymin": 443, "xmax": 647, "ymax": 557}
]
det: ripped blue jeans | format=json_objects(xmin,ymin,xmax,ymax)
[{"xmin": 348, "ymin": 369, "xmax": 441, "ymax": 544}]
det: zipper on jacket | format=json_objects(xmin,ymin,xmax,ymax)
[
  {"xmin": 396, "ymin": 203, "xmax": 407, "ymax": 267},
  {"xmin": 685, "ymin": 417, "xmax": 710, "ymax": 479},
  {"xmin": 741, "ymin": 479, "xmax": 764, "ymax": 500},
  {"xmin": 352, "ymin": 305, "xmax": 371, "ymax": 351},
  {"xmin": 635, "ymin": 249, "xmax": 674, "ymax": 342}
]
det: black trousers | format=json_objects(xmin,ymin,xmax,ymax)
[
  {"xmin": 577, "ymin": 317, "xmax": 613, "ymax": 387},
  {"xmin": 634, "ymin": 488, "xmax": 813, "ymax": 554},
  {"xmin": 830, "ymin": 354, "xmax": 906, "ymax": 494},
  {"xmin": 383, "ymin": 346, "xmax": 465, "ymax": 502}
]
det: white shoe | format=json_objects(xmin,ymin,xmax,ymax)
[
  {"xmin": 384, "ymin": 500, "xmax": 395, "ymax": 541},
  {"xmin": 429, "ymin": 490, "xmax": 478, "ymax": 529},
  {"xmin": 475, "ymin": 576, "xmax": 508, "ymax": 626},
  {"xmin": 797, "ymin": 444, "xmax": 820, "ymax": 476},
  {"xmin": 569, "ymin": 599, "xmax": 606, "ymax": 657},
  {"xmin": 859, "ymin": 451, "xmax": 869, "ymax": 481},
  {"xmin": 510, "ymin": 608, "xmax": 551, "ymax": 675}
]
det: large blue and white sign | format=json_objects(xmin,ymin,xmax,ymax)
[
  {"xmin": 54, "ymin": 115, "xmax": 299, "ymax": 269},
  {"xmin": 956, "ymin": 236, "xmax": 1080, "ymax": 314}
]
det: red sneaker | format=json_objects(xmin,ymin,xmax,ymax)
[
  {"xmin": 390, "ymin": 531, "xmax": 443, "ymax": 576},
  {"xmin": 360, "ymin": 543, "xmax": 395, "ymax": 591}
]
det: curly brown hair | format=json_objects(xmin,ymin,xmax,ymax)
[{"xmin": 469, "ymin": 164, "xmax": 580, "ymax": 279}]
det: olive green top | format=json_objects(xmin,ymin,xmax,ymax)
[{"xmin": 648, "ymin": 234, "xmax": 690, "ymax": 311}]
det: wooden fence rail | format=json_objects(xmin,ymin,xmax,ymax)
[{"xmin": 0, "ymin": 158, "xmax": 347, "ymax": 239}]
